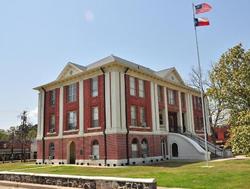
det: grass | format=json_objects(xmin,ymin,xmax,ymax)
[{"xmin": 0, "ymin": 159, "xmax": 250, "ymax": 189}]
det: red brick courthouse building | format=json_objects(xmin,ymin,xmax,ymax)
[{"xmin": 35, "ymin": 55, "xmax": 212, "ymax": 166}]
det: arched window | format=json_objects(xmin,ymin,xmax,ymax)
[
  {"xmin": 49, "ymin": 143, "xmax": 55, "ymax": 160},
  {"xmin": 131, "ymin": 138, "xmax": 139, "ymax": 158},
  {"xmin": 172, "ymin": 143, "xmax": 178, "ymax": 157},
  {"xmin": 141, "ymin": 139, "xmax": 148, "ymax": 157},
  {"xmin": 92, "ymin": 140, "xmax": 99, "ymax": 159}
]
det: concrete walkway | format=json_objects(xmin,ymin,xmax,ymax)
[
  {"xmin": 0, "ymin": 181, "xmax": 79, "ymax": 189},
  {"xmin": 210, "ymin": 155, "xmax": 250, "ymax": 162},
  {"xmin": 0, "ymin": 181, "xmax": 186, "ymax": 189}
]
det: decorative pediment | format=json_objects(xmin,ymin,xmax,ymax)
[
  {"xmin": 57, "ymin": 62, "xmax": 86, "ymax": 80},
  {"xmin": 156, "ymin": 67, "xmax": 185, "ymax": 85}
]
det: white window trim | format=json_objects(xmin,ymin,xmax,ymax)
[
  {"xmin": 168, "ymin": 89, "xmax": 175, "ymax": 105},
  {"xmin": 129, "ymin": 76, "xmax": 136, "ymax": 96},
  {"xmin": 138, "ymin": 79, "xmax": 145, "ymax": 98},
  {"xmin": 139, "ymin": 107, "xmax": 146, "ymax": 127},
  {"xmin": 130, "ymin": 105, "xmax": 137, "ymax": 126},
  {"xmin": 68, "ymin": 83, "xmax": 77, "ymax": 102},
  {"xmin": 67, "ymin": 111, "xmax": 77, "ymax": 130},
  {"xmin": 92, "ymin": 107, "xmax": 99, "ymax": 128},
  {"xmin": 91, "ymin": 77, "xmax": 98, "ymax": 97}
]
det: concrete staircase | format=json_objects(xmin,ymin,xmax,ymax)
[{"xmin": 180, "ymin": 131, "xmax": 232, "ymax": 158}]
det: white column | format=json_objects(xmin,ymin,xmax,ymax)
[
  {"xmin": 189, "ymin": 94, "xmax": 195, "ymax": 133},
  {"xmin": 37, "ymin": 92, "xmax": 41, "ymax": 139},
  {"xmin": 79, "ymin": 80, "xmax": 84, "ymax": 136},
  {"xmin": 150, "ymin": 82, "xmax": 157, "ymax": 133},
  {"xmin": 110, "ymin": 71, "xmax": 121, "ymax": 132},
  {"xmin": 154, "ymin": 84, "xmax": 160, "ymax": 131},
  {"xmin": 37, "ymin": 90, "xmax": 44, "ymax": 140},
  {"xmin": 59, "ymin": 86, "xmax": 64, "ymax": 137},
  {"xmin": 120, "ymin": 72, "xmax": 126, "ymax": 131},
  {"xmin": 105, "ymin": 72, "xmax": 111, "ymax": 131},
  {"xmin": 163, "ymin": 87, "xmax": 169, "ymax": 132},
  {"xmin": 178, "ymin": 91, "xmax": 183, "ymax": 133},
  {"xmin": 186, "ymin": 93, "xmax": 192, "ymax": 133}
]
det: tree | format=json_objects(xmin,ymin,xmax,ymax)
[
  {"xmin": 207, "ymin": 44, "xmax": 250, "ymax": 154},
  {"xmin": 15, "ymin": 111, "xmax": 31, "ymax": 162},
  {"xmin": 189, "ymin": 67, "xmax": 229, "ymax": 128},
  {"xmin": 7, "ymin": 126, "xmax": 16, "ymax": 161},
  {"xmin": 0, "ymin": 129, "xmax": 8, "ymax": 141}
]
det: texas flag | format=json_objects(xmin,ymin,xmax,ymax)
[
  {"xmin": 195, "ymin": 3, "xmax": 212, "ymax": 14},
  {"xmin": 194, "ymin": 18, "xmax": 210, "ymax": 27}
]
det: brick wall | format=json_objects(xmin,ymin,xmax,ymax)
[
  {"xmin": 44, "ymin": 88, "xmax": 60, "ymax": 137},
  {"xmin": 125, "ymin": 75, "xmax": 152, "ymax": 132},
  {"xmin": 166, "ymin": 88, "xmax": 179, "ymax": 112},
  {"xmin": 84, "ymin": 75, "xmax": 105, "ymax": 133},
  {"xmin": 192, "ymin": 95, "xmax": 203, "ymax": 133},
  {"xmin": 63, "ymin": 82, "xmax": 79, "ymax": 134}
]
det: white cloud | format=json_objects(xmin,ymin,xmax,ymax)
[{"xmin": 84, "ymin": 10, "xmax": 94, "ymax": 23}]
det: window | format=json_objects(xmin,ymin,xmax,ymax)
[
  {"xmin": 50, "ymin": 90, "xmax": 56, "ymax": 106},
  {"xmin": 168, "ymin": 89, "xmax": 175, "ymax": 105},
  {"xmin": 68, "ymin": 111, "xmax": 77, "ymax": 130},
  {"xmin": 92, "ymin": 140, "xmax": 99, "ymax": 159},
  {"xmin": 92, "ymin": 107, "xmax": 99, "ymax": 128},
  {"xmin": 159, "ymin": 109, "xmax": 164, "ymax": 126},
  {"xmin": 68, "ymin": 83, "xmax": 77, "ymax": 102},
  {"xmin": 130, "ymin": 106, "xmax": 137, "ymax": 126},
  {"xmin": 157, "ymin": 86, "xmax": 163, "ymax": 102},
  {"xmin": 139, "ymin": 107, "xmax": 146, "ymax": 127},
  {"xmin": 138, "ymin": 79, "xmax": 145, "ymax": 98},
  {"xmin": 91, "ymin": 77, "xmax": 98, "ymax": 97},
  {"xmin": 129, "ymin": 76, "xmax": 136, "ymax": 96},
  {"xmin": 49, "ymin": 114, "xmax": 55, "ymax": 133},
  {"xmin": 49, "ymin": 143, "xmax": 55, "ymax": 159},
  {"xmin": 141, "ymin": 139, "xmax": 148, "ymax": 157},
  {"xmin": 131, "ymin": 138, "xmax": 139, "ymax": 158}
]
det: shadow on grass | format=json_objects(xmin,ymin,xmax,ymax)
[{"xmin": 145, "ymin": 160, "xmax": 203, "ymax": 168}]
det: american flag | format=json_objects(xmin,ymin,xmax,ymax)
[{"xmin": 195, "ymin": 3, "xmax": 212, "ymax": 14}]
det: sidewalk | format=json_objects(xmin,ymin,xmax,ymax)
[
  {"xmin": 0, "ymin": 181, "xmax": 79, "ymax": 189},
  {"xmin": 0, "ymin": 181, "xmax": 186, "ymax": 189}
]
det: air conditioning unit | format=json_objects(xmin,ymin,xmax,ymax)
[
  {"xmin": 50, "ymin": 128, "xmax": 55, "ymax": 133},
  {"xmin": 89, "ymin": 155, "xmax": 97, "ymax": 160},
  {"xmin": 142, "ymin": 122, "xmax": 147, "ymax": 127}
]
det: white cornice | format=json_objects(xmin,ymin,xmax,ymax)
[{"xmin": 34, "ymin": 57, "xmax": 200, "ymax": 95}]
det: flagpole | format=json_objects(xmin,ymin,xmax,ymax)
[{"xmin": 192, "ymin": 3, "xmax": 209, "ymax": 166}]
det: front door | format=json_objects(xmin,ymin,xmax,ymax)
[
  {"xmin": 168, "ymin": 112, "xmax": 178, "ymax": 132},
  {"xmin": 69, "ymin": 142, "xmax": 76, "ymax": 164}
]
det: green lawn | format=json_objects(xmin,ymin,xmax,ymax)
[{"xmin": 0, "ymin": 160, "xmax": 250, "ymax": 189}]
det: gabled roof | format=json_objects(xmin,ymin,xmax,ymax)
[
  {"xmin": 156, "ymin": 67, "xmax": 185, "ymax": 85},
  {"xmin": 56, "ymin": 62, "xmax": 86, "ymax": 80}
]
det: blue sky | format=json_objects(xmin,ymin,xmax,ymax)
[{"xmin": 0, "ymin": 0, "xmax": 250, "ymax": 129}]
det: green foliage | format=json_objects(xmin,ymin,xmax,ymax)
[
  {"xmin": 27, "ymin": 124, "xmax": 37, "ymax": 140},
  {"xmin": 208, "ymin": 44, "xmax": 250, "ymax": 154},
  {"xmin": 228, "ymin": 125, "xmax": 250, "ymax": 154},
  {"xmin": 208, "ymin": 44, "xmax": 250, "ymax": 116},
  {"xmin": 0, "ymin": 129, "xmax": 8, "ymax": 141}
]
